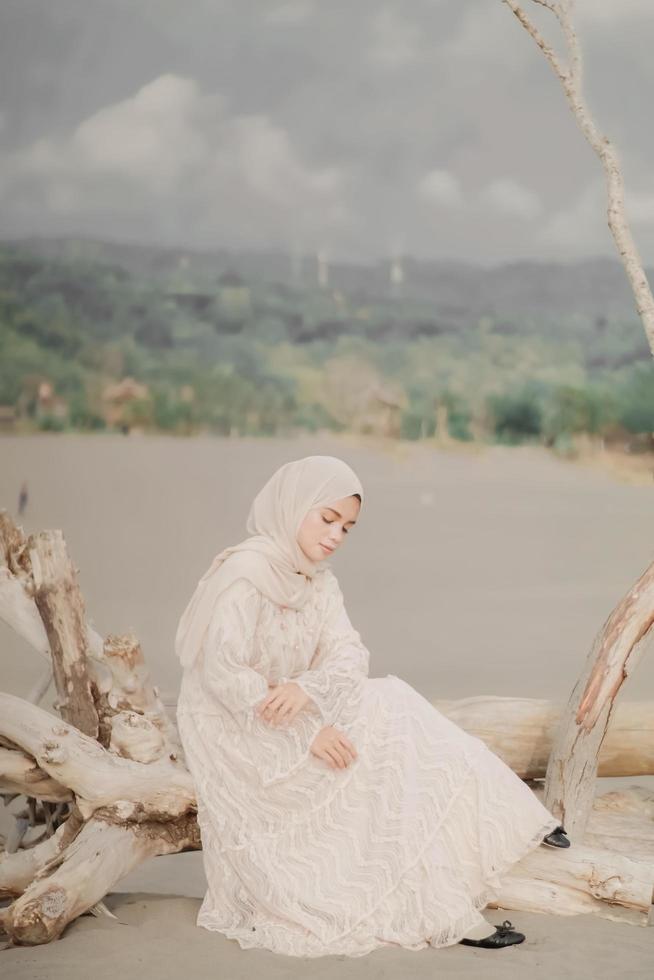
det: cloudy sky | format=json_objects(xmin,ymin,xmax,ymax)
[{"xmin": 1, "ymin": 0, "xmax": 653, "ymax": 265}]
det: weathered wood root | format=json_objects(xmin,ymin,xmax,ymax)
[
  {"xmin": 0, "ymin": 694, "xmax": 196, "ymax": 823},
  {"xmin": 492, "ymin": 843, "xmax": 654, "ymax": 926},
  {"xmin": 0, "ymin": 813, "xmax": 200, "ymax": 944},
  {"xmin": 2, "ymin": 507, "xmax": 654, "ymax": 945},
  {"xmin": 434, "ymin": 696, "xmax": 654, "ymax": 779}
]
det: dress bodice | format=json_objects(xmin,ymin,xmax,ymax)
[
  {"xmin": 247, "ymin": 565, "xmax": 335, "ymax": 685},
  {"xmin": 176, "ymin": 563, "xmax": 369, "ymax": 789}
]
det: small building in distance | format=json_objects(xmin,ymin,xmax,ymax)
[
  {"xmin": 102, "ymin": 377, "xmax": 152, "ymax": 431},
  {"xmin": 35, "ymin": 380, "xmax": 69, "ymax": 424}
]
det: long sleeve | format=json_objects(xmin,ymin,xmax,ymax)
[
  {"xmin": 291, "ymin": 571, "xmax": 369, "ymax": 734},
  {"xmin": 200, "ymin": 578, "xmax": 269, "ymax": 731},
  {"xmin": 199, "ymin": 578, "xmax": 325, "ymax": 788}
]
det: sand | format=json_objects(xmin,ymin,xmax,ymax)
[
  {"xmin": 3, "ymin": 893, "xmax": 652, "ymax": 980},
  {"xmin": 1, "ymin": 432, "xmax": 653, "ymax": 977}
]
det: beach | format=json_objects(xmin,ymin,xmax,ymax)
[{"xmin": 2, "ymin": 432, "xmax": 653, "ymax": 977}]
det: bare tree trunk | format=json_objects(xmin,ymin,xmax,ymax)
[
  {"xmin": 501, "ymin": 0, "xmax": 654, "ymax": 843},
  {"xmin": 432, "ymin": 695, "xmax": 654, "ymax": 779},
  {"xmin": 29, "ymin": 530, "xmax": 98, "ymax": 737},
  {"xmin": 543, "ymin": 560, "xmax": 654, "ymax": 838},
  {"xmin": 502, "ymin": 0, "xmax": 654, "ymax": 355}
]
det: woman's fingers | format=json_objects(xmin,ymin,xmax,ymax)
[
  {"xmin": 337, "ymin": 734, "xmax": 357, "ymax": 759},
  {"xmin": 327, "ymin": 741, "xmax": 353, "ymax": 768},
  {"xmin": 260, "ymin": 693, "xmax": 299, "ymax": 725},
  {"xmin": 259, "ymin": 685, "xmax": 300, "ymax": 719},
  {"xmin": 277, "ymin": 691, "xmax": 307, "ymax": 721},
  {"xmin": 323, "ymin": 747, "xmax": 344, "ymax": 768},
  {"xmin": 257, "ymin": 691, "xmax": 281, "ymax": 714}
]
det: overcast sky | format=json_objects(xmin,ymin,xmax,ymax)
[{"xmin": 1, "ymin": 0, "xmax": 653, "ymax": 265}]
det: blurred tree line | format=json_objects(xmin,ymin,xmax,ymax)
[{"xmin": 0, "ymin": 244, "xmax": 652, "ymax": 453}]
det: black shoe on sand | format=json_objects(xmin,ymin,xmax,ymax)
[
  {"xmin": 459, "ymin": 919, "xmax": 526, "ymax": 949},
  {"xmin": 542, "ymin": 825, "xmax": 571, "ymax": 848}
]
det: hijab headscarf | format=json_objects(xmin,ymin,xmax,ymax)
[{"xmin": 174, "ymin": 454, "xmax": 364, "ymax": 668}]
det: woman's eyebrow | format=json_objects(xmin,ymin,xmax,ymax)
[{"xmin": 323, "ymin": 506, "xmax": 356, "ymax": 525}]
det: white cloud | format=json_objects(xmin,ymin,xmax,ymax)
[
  {"xmin": 263, "ymin": 1, "xmax": 315, "ymax": 26},
  {"xmin": 576, "ymin": 0, "xmax": 653, "ymax": 25},
  {"xmin": 418, "ymin": 170, "xmax": 541, "ymax": 221},
  {"xmin": 480, "ymin": 177, "xmax": 542, "ymax": 219},
  {"xmin": 417, "ymin": 169, "xmax": 463, "ymax": 207},
  {"xmin": 540, "ymin": 177, "xmax": 654, "ymax": 256},
  {"xmin": 0, "ymin": 73, "xmax": 350, "ymax": 246},
  {"xmin": 368, "ymin": 7, "xmax": 422, "ymax": 69},
  {"xmin": 441, "ymin": 3, "xmax": 534, "ymax": 76},
  {"xmin": 72, "ymin": 75, "xmax": 207, "ymax": 191}
]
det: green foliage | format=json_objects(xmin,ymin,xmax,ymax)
[
  {"xmin": 1, "ymin": 243, "xmax": 653, "ymax": 446},
  {"xmin": 446, "ymin": 395, "xmax": 473, "ymax": 441},
  {"xmin": 37, "ymin": 414, "xmax": 67, "ymax": 432},
  {"xmin": 542, "ymin": 384, "xmax": 612, "ymax": 443},
  {"xmin": 488, "ymin": 387, "xmax": 543, "ymax": 443},
  {"xmin": 617, "ymin": 363, "xmax": 654, "ymax": 433}
]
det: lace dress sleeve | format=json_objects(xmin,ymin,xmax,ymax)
[
  {"xmin": 291, "ymin": 570, "xmax": 369, "ymax": 735},
  {"xmin": 200, "ymin": 578, "xmax": 326, "ymax": 788}
]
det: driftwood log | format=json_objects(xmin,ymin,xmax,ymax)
[
  {"xmin": 1, "ymin": 510, "xmax": 653, "ymax": 945},
  {"xmin": 502, "ymin": 0, "xmax": 654, "ymax": 847}
]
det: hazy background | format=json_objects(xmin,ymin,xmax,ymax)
[
  {"xmin": 3, "ymin": 7, "xmax": 654, "ymax": 973},
  {"xmin": 1, "ymin": 0, "xmax": 654, "ymax": 264},
  {"xmin": 2, "ymin": 0, "xmax": 654, "ymax": 692},
  {"xmin": 3, "ymin": 432, "xmax": 654, "ymax": 702}
]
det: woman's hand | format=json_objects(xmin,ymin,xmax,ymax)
[
  {"xmin": 256, "ymin": 681, "xmax": 311, "ymax": 727},
  {"xmin": 310, "ymin": 726, "xmax": 358, "ymax": 770}
]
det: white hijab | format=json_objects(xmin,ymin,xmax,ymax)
[{"xmin": 174, "ymin": 454, "xmax": 364, "ymax": 668}]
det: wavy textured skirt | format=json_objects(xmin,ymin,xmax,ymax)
[{"xmin": 178, "ymin": 674, "xmax": 560, "ymax": 958}]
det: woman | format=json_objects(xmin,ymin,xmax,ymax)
[{"xmin": 175, "ymin": 454, "xmax": 569, "ymax": 958}]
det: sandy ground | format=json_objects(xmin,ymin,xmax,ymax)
[
  {"xmin": 3, "ymin": 892, "xmax": 653, "ymax": 980},
  {"xmin": 2, "ymin": 432, "xmax": 654, "ymax": 977}
]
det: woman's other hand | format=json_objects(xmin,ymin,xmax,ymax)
[
  {"xmin": 256, "ymin": 681, "xmax": 311, "ymax": 726},
  {"xmin": 310, "ymin": 726, "xmax": 357, "ymax": 770}
]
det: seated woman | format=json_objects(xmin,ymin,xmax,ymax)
[{"xmin": 175, "ymin": 454, "xmax": 569, "ymax": 958}]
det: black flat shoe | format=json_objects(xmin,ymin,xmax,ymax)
[
  {"xmin": 459, "ymin": 919, "xmax": 526, "ymax": 948},
  {"xmin": 542, "ymin": 825, "xmax": 571, "ymax": 848}
]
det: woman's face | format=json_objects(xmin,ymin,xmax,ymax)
[{"xmin": 297, "ymin": 495, "xmax": 361, "ymax": 562}]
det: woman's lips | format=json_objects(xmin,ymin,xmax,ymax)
[{"xmin": 320, "ymin": 543, "xmax": 334, "ymax": 553}]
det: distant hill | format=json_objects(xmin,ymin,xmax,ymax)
[
  {"xmin": 1, "ymin": 234, "xmax": 652, "ymax": 444},
  {"xmin": 1, "ymin": 235, "xmax": 649, "ymax": 324}
]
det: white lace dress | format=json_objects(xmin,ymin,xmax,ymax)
[{"xmin": 176, "ymin": 565, "xmax": 559, "ymax": 958}]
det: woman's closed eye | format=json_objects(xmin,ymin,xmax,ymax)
[{"xmin": 322, "ymin": 517, "xmax": 349, "ymax": 534}]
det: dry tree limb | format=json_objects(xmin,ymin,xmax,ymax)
[
  {"xmin": 543, "ymin": 559, "xmax": 654, "ymax": 838},
  {"xmin": 0, "ymin": 808, "xmax": 83, "ymax": 898},
  {"xmin": 433, "ymin": 696, "xmax": 654, "ymax": 779},
  {"xmin": 0, "ymin": 694, "xmax": 195, "ymax": 822},
  {"xmin": 2, "ymin": 507, "xmax": 653, "ymax": 943},
  {"xmin": 28, "ymin": 530, "xmax": 98, "ymax": 737},
  {"xmin": 491, "ymin": 843, "xmax": 654, "ymax": 926},
  {"xmin": 502, "ymin": 0, "xmax": 654, "ymax": 842},
  {"xmin": 1, "ymin": 813, "xmax": 200, "ymax": 945},
  {"xmin": 0, "ymin": 746, "xmax": 73, "ymax": 802},
  {"xmin": 0, "ymin": 512, "xmax": 183, "ymax": 762},
  {"xmin": 502, "ymin": 0, "xmax": 654, "ymax": 353},
  {"xmin": 0, "ymin": 511, "xmax": 199, "ymax": 945},
  {"xmin": 583, "ymin": 786, "xmax": 654, "ymax": 860}
]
